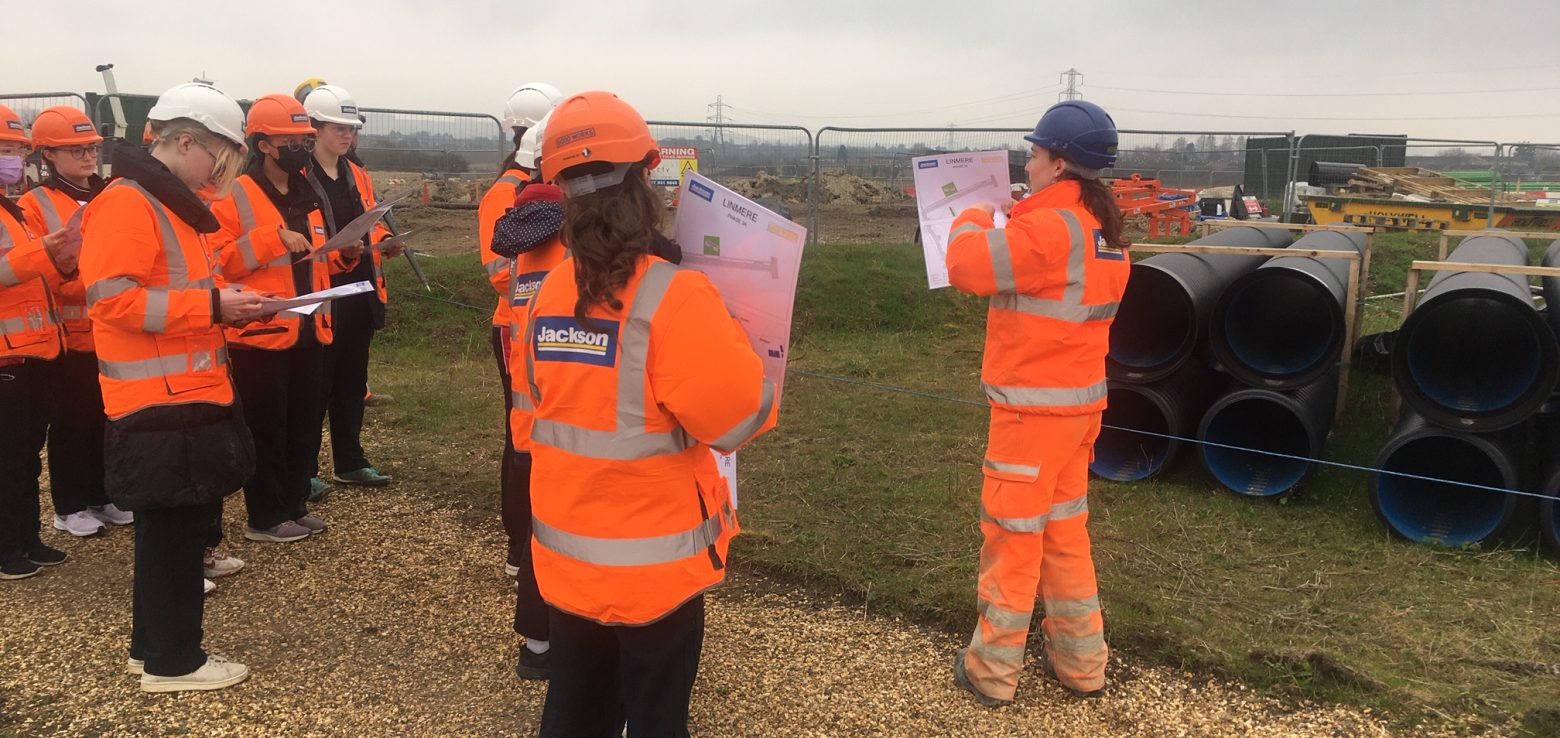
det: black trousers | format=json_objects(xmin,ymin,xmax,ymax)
[
  {"xmin": 314, "ymin": 298, "xmax": 376, "ymax": 476},
  {"xmin": 540, "ymin": 595, "xmax": 705, "ymax": 738},
  {"xmin": 130, "ymin": 500, "xmax": 222, "ymax": 676},
  {"xmin": 232, "ymin": 345, "xmax": 323, "ymax": 530},
  {"xmin": 504, "ymin": 451, "xmax": 549, "ymax": 641},
  {"xmin": 46, "ymin": 350, "xmax": 108, "ymax": 516},
  {"xmin": 0, "ymin": 358, "xmax": 49, "ymax": 562},
  {"xmin": 492, "ymin": 326, "xmax": 516, "ymax": 558}
]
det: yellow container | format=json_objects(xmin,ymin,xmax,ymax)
[{"xmin": 1303, "ymin": 195, "xmax": 1560, "ymax": 232}]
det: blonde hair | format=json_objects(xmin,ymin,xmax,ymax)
[{"xmin": 149, "ymin": 118, "xmax": 247, "ymax": 197}]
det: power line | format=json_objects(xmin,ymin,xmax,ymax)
[
  {"xmin": 1090, "ymin": 82, "xmax": 1560, "ymax": 98},
  {"xmin": 1098, "ymin": 104, "xmax": 1560, "ymax": 122},
  {"xmin": 726, "ymin": 84, "xmax": 1062, "ymax": 121},
  {"xmin": 1059, "ymin": 68, "xmax": 1083, "ymax": 101}
]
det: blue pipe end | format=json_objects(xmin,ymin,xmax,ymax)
[
  {"xmin": 1374, "ymin": 436, "xmax": 1511, "ymax": 546},
  {"xmin": 1200, "ymin": 396, "xmax": 1313, "ymax": 497}
]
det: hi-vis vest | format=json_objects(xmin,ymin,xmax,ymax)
[
  {"xmin": 946, "ymin": 179, "xmax": 1131, "ymax": 416},
  {"xmin": 479, "ymin": 168, "xmax": 532, "ymax": 328},
  {"xmin": 518, "ymin": 256, "xmax": 777, "ymax": 625},
  {"xmin": 20, "ymin": 186, "xmax": 95, "ymax": 353},
  {"xmin": 0, "ymin": 202, "xmax": 64, "ymax": 361},
  {"xmin": 506, "ymin": 235, "xmax": 567, "ymax": 452},
  {"xmin": 80, "ymin": 180, "xmax": 232, "ymax": 420},
  {"xmin": 347, "ymin": 160, "xmax": 391, "ymax": 304},
  {"xmin": 210, "ymin": 174, "xmax": 340, "ymax": 350}
]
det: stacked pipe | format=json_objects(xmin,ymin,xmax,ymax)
[
  {"xmin": 1198, "ymin": 231, "xmax": 1363, "ymax": 496},
  {"xmin": 1092, "ymin": 226, "xmax": 1290, "ymax": 482},
  {"xmin": 1368, "ymin": 234, "xmax": 1557, "ymax": 547}
]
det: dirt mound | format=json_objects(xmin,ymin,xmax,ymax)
[
  {"xmin": 722, "ymin": 170, "xmax": 909, "ymax": 208},
  {"xmin": 725, "ymin": 170, "xmax": 809, "ymax": 204}
]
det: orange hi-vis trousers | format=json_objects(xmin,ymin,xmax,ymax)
[{"xmin": 965, "ymin": 410, "xmax": 1108, "ymax": 700}]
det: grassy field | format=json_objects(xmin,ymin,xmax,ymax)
[{"xmin": 371, "ymin": 222, "xmax": 1558, "ymax": 735}]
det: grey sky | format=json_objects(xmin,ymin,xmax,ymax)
[{"xmin": 8, "ymin": 1, "xmax": 1560, "ymax": 144}]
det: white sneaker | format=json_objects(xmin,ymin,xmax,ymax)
[
  {"xmin": 204, "ymin": 578, "xmax": 216, "ymax": 595},
  {"xmin": 127, "ymin": 657, "xmax": 144, "ymax": 676},
  {"xmin": 53, "ymin": 511, "xmax": 105, "ymax": 537},
  {"xmin": 504, "ymin": 562, "xmax": 520, "ymax": 578},
  {"xmin": 140, "ymin": 654, "xmax": 249, "ymax": 693},
  {"xmin": 87, "ymin": 503, "xmax": 134, "ymax": 526},
  {"xmin": 203, "ymin": 548, "xmax": 245, "ymax": 578}
]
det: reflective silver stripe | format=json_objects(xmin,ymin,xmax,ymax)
[
  {"xmin": 233, "ymin": 234, "xmax": 261, "ymax": 272},
  {"xmin": 507, "ymin": 259, "xmax": 518, "ymax": 305},
  {"xmin": 990, "ymin": 293, "xmax": 1119, "ymax": 322},
  {"xmin": 87, "ymin": 276, "xmax": 138, "ymax": 305},
  {"xmin": 59, "ymin": 306, "xmax": 88, "ymax": 320},
  {"xmin": 1049, "ymin": 495, "xmax": 1089, "ymax": 521},
  {"xmin": 986, "ymin": 228, "xmax": 1016, "ymax": 293},
  {"xmin": 230, "ymin": 183, "xmax": 266, "ymax": 272},
  {"xmin": 968, "ymin": 638, "xmax": 1026, "ymax": 665},
  {"xmin": 33, "ymin": 193, "xmax": 65, "ymax": 231},
  {"xmin": 0, "ymin": 258, "xmax": 20, "ymax": 287},
  {"xmin": 99, "ymin": 346, "xmax": 228, "ymax": 380},
  {"xmin": 511, "ymin": 389, "xmax": 533, "ymax": 412},
  {"xmin": 485, "ymin": 258, "xmax": 506, "ymax": 277},
  {"xmin": 711, "ymin": 379, "xmax": 775, "ymax": 453},
  {"xmin": 142, "ymin": 289, "xmax": 169, "ymax": 333},
  {"xmin": 522, "ymin": 298, "xmax": 541, "ymax": 407},
  {"xmin": 531, "ymin": 420, "xmax": 691, "ymax": 461},
  {"xmin": 497, "ymin": 174, "xmax": 524, "ymax": 187},
  {"xmin": 949, "ymin": 222, "xmax": 983, "ymax": 240},
  {"xmin": 982, "ymin": 380, "xmax": 1107, "ymax": 409},
  {"xmin": 977, "ymin": 598, "xmax": 1033, "ymax": 631},
  {"xmin": 531, "ymin": 501, "xmax": 730, "ymax": 567},
  {"xmin": 112, "ymin": 180, "xmax": 194, "ymax": 288},
  {"xmin": 1056, "ymin": 209, "xmax": 1086, "ymax": 305},
  {"xmin": 0, "ymin": 315, "xmax": 58, "ymax": 335},
  {"xmin": 983, "ymin": 458, "xmax": 1040, "ymax": 478},
  {"xmin": 980, "ymin": 504, "xmax": 1048, "ymax": 534},
  {"xmin": 1049, "ymin": 631, "xmax": 1106, "ymax": 655},
  {"xmin": 190, "ymin": 277, "xmax": 215, "ymax": 289},
  {"xmin": 1045, "ymin": 595, "xmax": 1101, "ymax": 619}
]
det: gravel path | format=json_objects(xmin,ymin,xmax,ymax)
[{"xmin": 0, "ymin": 489, "xmax": 1492, "ymax": 737}]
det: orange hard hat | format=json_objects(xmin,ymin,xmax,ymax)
[
  {"xmin": 0, "ymin": 104, "xmax": 29, "ymax": 146},
  {"xmin": 540, "ymin": 91, "xmax": 660, "ymax": 189},
  {"xmin": 31, "ymin": 106, "xmax": 102, "ymax": 148},
  {"xmin": 246, "ymin": 93, "xmax": 317, "ymax": 138}
]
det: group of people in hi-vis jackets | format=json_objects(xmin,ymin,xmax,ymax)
[{"xmin": 2, "ymin": 73, "xmax": 1129, "ymax": 735}]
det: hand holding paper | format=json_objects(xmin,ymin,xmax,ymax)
[{"xmin": 257, "ymin": 280, "xmax": 376, "ymax": 317}]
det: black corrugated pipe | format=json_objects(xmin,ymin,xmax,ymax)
[
  {"xmin": 1210, "ymin": 231, "xmax": 1367, "ymax": 389},
  {"xmin": 1530, "ymin": 413, "xmax": 1560, "ymax": 556},
  {"xmin": 1538, "ymin": 239, "xmax": 1560, "ymax": 334},
  {"xmin": 1108, "ymin": 227, "xmax": 1293, "ymax": 383},
  {"xmin": 1091, "ymin": 365, "xmax": 1226, "ymax": 482},
  {"xmin": 1392, "ymin": 234, "xmax": 1557, "ymax": 431},
  {"xmin": 1371, "ymin": 411, "xmax": 1530, "ymax": 547},
  {"xmin": 1196, "ymin": 373, "xmax": 1337, "ymax": 497},
  {"xmin": 1307, "ymin": 161, "xmax": 1364, "ymax": 187}
]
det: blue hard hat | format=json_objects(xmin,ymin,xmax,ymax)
[{"xmin": 1024, "ymin": 100, "xmax": 1118, "ymax": 170}]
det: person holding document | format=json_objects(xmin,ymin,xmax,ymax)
[
  {"xmin": 211, "ymin": 94, "xmax": 360, "ymax": 544},
  {"xmin": 0, "ymin": 104, "xmax": 75, "ymax": 580},
  {"xmin": 302, "ymin": 84, "xmax": 398, "ymax": 494},
  {"xmin": 79, "ymin": 82, "xmax": 268, "ymax": 690},
  {"xmin": 516, "ymin": 90, "xmax": 776, "ymax": 737},
  {"xmin": 17, "ymin": 106, "xmax": 134, "ymax": 539},
  {"xmin": 947, "ymin": 100, "xmax": 1129, "ymax": 705}
]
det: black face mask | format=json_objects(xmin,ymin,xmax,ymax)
[{"xmin": 273, "ymin": 146, "xmax": 313, "ymax": 173}]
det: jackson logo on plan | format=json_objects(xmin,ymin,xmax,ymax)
[
  {"xmin": 510, "ymin": 271, "xmax": 549, "ymax": 307},
  {"xmin": 533, "ymin": 316, "xmax": 619, "ymax": 368}
]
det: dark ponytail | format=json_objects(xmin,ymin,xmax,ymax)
[
  {"xmin": 559, "ymin": 162, "xmax": 662, "ymax": 325},
  {"xmin": 1061, "ymin": 170, "xmax": 1129, "ymax": 249},
  {"xmin": 495, "ymin": 128, "xmax": 525, "ymax": 184}
]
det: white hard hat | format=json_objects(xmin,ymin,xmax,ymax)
[
  {"xmin": 515, "ymin": 110, "xmax": 551, "ymax": 171},
  {"xmin": 303, "ymin": 84, "xmax": 363, "ymax": 127},
  {"xmin": 147, "ymin": 82, "xmax": 246, "ymax": 146},
  {"xmin": 502, "ymin": 82, "xmax": 563, "ymax": 130}
]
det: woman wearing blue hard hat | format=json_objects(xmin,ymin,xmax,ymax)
[{"xmin": 945, "ymin": 100, "xmax": 1130, "ymax": 705}]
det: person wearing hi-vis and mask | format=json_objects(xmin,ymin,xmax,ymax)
[
  {"xmin": 78, "ymin": 82, "xmax": 272, "ymax": 692},
  {"xmin": 947, "ymin": 100, "xmax": 1130, "ymax": 706},
  {"xmin": 0, "ymin": 103, "xmax": 78, "ymax": 581},
  {"xmin": 210, "ymin": 93, "xmax": 364, "ymax": 546}
]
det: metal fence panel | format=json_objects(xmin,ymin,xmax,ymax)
[
  {"xmin": 646, "ymin": 121, "xmax": 814, "ymax": 236},
  {"xmin": 353, "ymin": 108, "xmax": 506, "ymax": 182}
]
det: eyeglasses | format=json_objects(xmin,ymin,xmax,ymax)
[
  {"xmin": 272, "ymin": 138, "xmax": 317, "ymax": 152},
  {"xmin": 57, "ymin": 145, "xmax": 101, "ymax": 160}
]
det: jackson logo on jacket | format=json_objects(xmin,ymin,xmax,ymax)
[{"xmin": 533, "ymin": 316, "xmax": 617, "ymax": 367}]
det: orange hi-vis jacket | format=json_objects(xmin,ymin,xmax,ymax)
[
  {"xmin": 479, "ymin": 168, "xmax": 532, "ymax": 328},
  {"xmin": 1, "ymin": 199, "xmax": 65, "ymax": 361},
  {"xmin": 209, "ymin": 174, "xmax": 344, "ymax": 350},
  {"xmin": 348, "ymin": 160, "xmax": 392, "ymax": 304},
  {"xmin": 946, "ymin": 179, "xmax": 1131, "ymax": 416},
  {"xmin": 20, "ymin": 185, "xmax": 96, "ymax": 353},
  {"xmin": 505, "ymin": 235, "xmax": 567, "ymax": 452},
  {"xmin": 80, "ymin": 180, "xmax": 231, "ymax": 420},
  {"xmin": 517, "ymin": 256, "xmax": 778, "ymax": 625}
]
